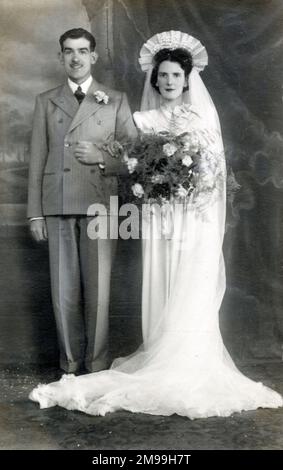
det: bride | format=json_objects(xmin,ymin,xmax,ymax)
[{"xmin": 29, "ymin": 31, "xmax": 282, "ymax": 419}]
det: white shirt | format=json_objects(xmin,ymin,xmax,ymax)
[{"xmin": 68, "ymin": 75, "xmax": 93, "ymax": 95}]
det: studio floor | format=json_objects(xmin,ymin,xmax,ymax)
[{"xmin": 0, "ymin": 362, "xmax": 283, "ymax": 450}]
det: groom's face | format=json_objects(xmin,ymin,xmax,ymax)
[{"xmin": 60, "ymin": 37, "xmax": 97, "ymax": 84}]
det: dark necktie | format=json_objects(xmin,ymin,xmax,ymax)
[{"xmin": 74, "ymin": 86, "xmax": 85, "ymax": 104}]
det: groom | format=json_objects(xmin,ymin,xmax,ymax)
[{"xmin": 27, "ymin": 28, "xmax": 137, "ymax": 373}]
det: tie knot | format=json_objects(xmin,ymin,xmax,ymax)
[{"xmin": 74, "ymin": 86, "xmax": 85, "ymax": 104}]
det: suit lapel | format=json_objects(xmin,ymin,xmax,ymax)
[
  {"xmin": 67, "ymin": 80, "xmax": 105, "ymax": 134},
  {"xmin": 50, "ymin": 83, "xmax": 79, "ymax": 118}
]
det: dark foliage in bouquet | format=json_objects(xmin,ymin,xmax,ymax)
[
  {"xmin": 124, "ymin": 131, "xmax": 197, "ymax": 204},
  {"xmin": 111, "ymin": 129, "xmax": 242, "ymax": 210},
  {"xmin": 113, "ymin": 128, "xmax": 233, "ymax": 208}
]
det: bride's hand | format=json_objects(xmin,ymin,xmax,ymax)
[{"xmin": 103, "ymin": 140, "xmax": 124, "ymax": 157}]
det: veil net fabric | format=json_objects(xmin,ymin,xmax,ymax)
[{"xmin": 29, "ymin": 67, "xmax": 283, "ymax": 419}]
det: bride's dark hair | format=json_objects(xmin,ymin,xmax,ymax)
[{"xmin": 150, "ymin": 48, "xmax": 193, "ymax": 94}]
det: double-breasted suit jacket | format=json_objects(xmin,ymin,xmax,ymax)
[
  {"xmin": 27, "ymin": 79, "xmax": 137, "ymax": 373},
  {"xmin": 27, "ymin": 79, "xmax": 137, "ymax": 217}
]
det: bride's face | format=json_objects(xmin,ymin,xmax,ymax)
[{"xmin": 157, "ymin": 60, "xmax": 186, "ymax": 103}]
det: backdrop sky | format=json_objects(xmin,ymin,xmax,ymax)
[{"xmin": 0, "ymin": 0, "xmax": 89, "ymax": 146}]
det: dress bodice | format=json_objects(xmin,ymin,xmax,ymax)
[{"xmin": 133, "ymin": 104, "xmax": 203, "ymax": 136}]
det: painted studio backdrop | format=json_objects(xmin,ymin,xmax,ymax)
[{"xmin": 0, "ymin": 0, "xmax": 282, "ymax": 366}]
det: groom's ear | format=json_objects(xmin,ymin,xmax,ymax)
[{"xmin": 90, "ymin": 51, "xmax": 98, "ymax": 65}]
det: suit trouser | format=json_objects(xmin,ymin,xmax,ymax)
[{"xmin": 46, "ymin": 215, "xmax": 116, "ymax": 373}]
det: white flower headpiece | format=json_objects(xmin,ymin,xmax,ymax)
[{"xmin": 138, "ymin": 31, "xmax": 208, "ymax": 73}]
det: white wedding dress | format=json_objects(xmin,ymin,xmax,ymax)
[{"xmin": 29, "ymin": 105, "xmax": 283, "ymax": 418}]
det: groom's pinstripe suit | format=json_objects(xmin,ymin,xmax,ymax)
[{"xmin": 27, "ymin": 78, "xmax": 137, "ymax": 372}]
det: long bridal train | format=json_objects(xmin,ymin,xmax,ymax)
[{"xmin": 29, "ymin": 196, "xmax": 283, "ymax": 418}]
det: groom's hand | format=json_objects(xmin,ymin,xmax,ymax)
[
  {"xmin": 30, "ymin": 219, "xmax": 48, "ymax": 242},
  {"xmin": 74, "ymin": 141, "xmax": 105, "ymax": 165}
]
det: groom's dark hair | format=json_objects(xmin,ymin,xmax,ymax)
[
  {"xmin": 59, "ymin": 28, "xmax": 96, "ymax": 51},
  {"xmin": 151, "ymin": 48, "xmax": 193, "ymax": 94}
]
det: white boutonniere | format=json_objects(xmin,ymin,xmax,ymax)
[{"xmin": 93, "ymin": 90, "xmax": 109, "ymax": 104}]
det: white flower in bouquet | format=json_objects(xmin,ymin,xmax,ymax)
[
  {"xmin": 126, "ymin": 157, "xmax": 138, "ymax": 173},
  {"xmin": 182, "ymin": 155, "xmax": 193, "ymax": 167},
  {"xmin": 183, "ymin": 134, "xmax": 200, "ymax": 154},
  {"xmin": 176, "ymin": 185, "xmax": 189, "ymax": 198},
  {"xmin": 132, "ymin": 183, "xmax": 144, "ymax": 198},
  {"xmin": 151, "ymin": 174, "xmax": 165, "ymax": 183},
  {"xmin": 163, "ymin": 142, "xmax": 178, "ymax": 157}
]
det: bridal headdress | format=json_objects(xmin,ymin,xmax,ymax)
[{"xmin": 138, "ymin": 30, "xmax": 208, "ymax": 73}]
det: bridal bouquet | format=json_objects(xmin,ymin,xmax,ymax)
[{"xmin": 113, "ymin": 129, "xmax": 225, "ymax": 206}]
